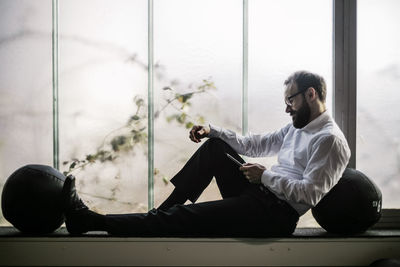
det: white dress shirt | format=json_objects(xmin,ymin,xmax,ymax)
[{"xmin": 208, "ymin": 111, "xmax": 351, "ymax": 216}]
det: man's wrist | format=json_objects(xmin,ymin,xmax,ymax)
[
  {"xmin": 204, "ymin": 126, "xmax": 211, "ymax": 136},
  {"xmin": 261, "ymin": 169, "xmax": 274, "ymax": 187},
  {"xmin": 208, "ymin": 124, "xmax": 222, "ymax": 138}
]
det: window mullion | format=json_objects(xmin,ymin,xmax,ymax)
[
  {"xmin": 242, "ymin": 0, "xmax": 248, "ymax": 135},
  {"xmin": 147, "ymin": 0, "xmax": 155, "ymax": 210},
  {"xmin": 52, "ymin": 0, "xmax": 60, "ymax": 170},
  {"xmin": 333, "ymin": 0, "xmax": 357, "ymax": 168}
]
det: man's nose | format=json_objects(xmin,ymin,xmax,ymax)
[{"xmin": 285, "ymin": 105, "xmax": 292, "ymax": 113}]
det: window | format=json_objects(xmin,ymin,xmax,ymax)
[
  {"xmin": 248, "ymin": 0, "xmax": 332, "ymax": 167},
  {"xmin": 0, "ymin": 0, "xmax": 398, "ymax": 228},
  {"xmin": 248, "ymin": 0, "xmax": 332, "ymax": 227},
  {"xmin": 0, "ymin": 0, "xmax": 53, "ymax": 225},
  {"xmin": 58, "ymin": 0, "xmax": 149, "ymax": 214},
  {"xmin": 357, "ymin": 0, "xmax": 400, "ymax": 209},
  {"xmin": 153, "ymin": 0, "xmax": 243, "ymax": 206}
]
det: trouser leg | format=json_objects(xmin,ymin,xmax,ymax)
[
  {"xmin": 105, "ymin": 185, "xmax": 299, "ymax": 237},
  {"xmin": 99, "ymin": 137, "xmax": 299, "ymax": 237},
  {"xmin": 169, "ymin": 138, "xmax": 249, "ymax": 203}
]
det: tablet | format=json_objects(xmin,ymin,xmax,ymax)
[{"xmin": 226, "ymin": 153, "xmax": 244, "ymax": 167}]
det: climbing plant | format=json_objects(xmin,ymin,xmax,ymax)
[{"xmin": 62, "ymin": 78, "xmax": 216, "ymax": 177}]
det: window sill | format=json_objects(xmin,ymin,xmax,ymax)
[{"xmin": 1, "ymin": 227, "xmax": 399, "ymax": 266}]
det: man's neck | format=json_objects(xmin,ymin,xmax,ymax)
[{"xmin": 309, "ymin": 103, "xmax": 327, "ymax": 122}]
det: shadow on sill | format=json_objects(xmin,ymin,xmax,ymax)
[{"xmin": 1, "ymin": 226, "xmax": 399, "ymax": 238}]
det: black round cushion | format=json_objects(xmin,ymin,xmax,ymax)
[
  {"xmin": 312, "ymin": 168, "xmax": 382, "ymax": 234},
  {"xmin": 1, "ymin": 164, "xmax": 66, "ymax": 234}
]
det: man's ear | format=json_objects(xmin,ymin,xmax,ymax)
[{"xmin": 306, "ymin": 87, "xmax": 317, "ymax": 102}]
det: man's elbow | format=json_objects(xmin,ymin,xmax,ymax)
[{"xmin": 292, "ymin": 183, "xmax": 324, "ymax": 207}]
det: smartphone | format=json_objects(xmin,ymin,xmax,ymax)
[{"xmin": 226, "ymin": 153, "xmax": 244, "ymax": 167}]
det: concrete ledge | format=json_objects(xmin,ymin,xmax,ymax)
[{"xmin": 1, "ymin": 227, "xmax": 399, "ymax": 266}]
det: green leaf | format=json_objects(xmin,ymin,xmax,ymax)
[
  {"xmin": 177, "ymin": 113, "xmax": 187, "ymax": 123},
  {"xmin": 86, "ymin": 154, "xmax": 96, "ymax": 163},
  {"xmin": 167, "ymin": 114, "xmax": 178, "ymax": 123},
  {"xmin": 69, "ymin": 161, "xmax": 77, "ymax": 170},
  {"xmin": 197, "ymin": 116, "xmax": 205, "ymax": 124},
  {"xmin": 131, "ymin": 115, "xmax": 140, "ymax": 121},
  {"xmin": 181, "ymin": 93, "xmax": 193, "ymax": 103},
  {"xmin": 135, "ymin": 97, "xmax": 145, "ymax": 107},
  {"xmin": 111, "ymin": 136, "xmax": 127, "ymax": 152},
  {"xmin": 162, "ymin": 176, "xmax": 169, "ymax": 185},
  {"xmin": 185, "ymin": 122, "xmax": 194, "ymax": 129}
]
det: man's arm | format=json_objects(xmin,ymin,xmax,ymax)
[
  {"xmin": 191, "ymin": 124, "xmax": 291, "ymax": 157},
  {"xmin": 261, "ymin": 135, "xmax": 351, "ymax": 207}
]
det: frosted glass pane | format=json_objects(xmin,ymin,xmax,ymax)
[
  {"xmin": 153, "ymin": 0, "xmax": 243, "ymax": 206},
  {"xmin": 249, "ymin": 0, "xmax": 332, "ymax": 133},
  {"xmin": 0, "ymin": 0, "xmax": 53, "ymax": 226},
  {"xmin": 248, "ymin": 0, "xmax": 332, "ymax": 227},
  {"xmin": 59, "ymin": 0, "xmax": 148, "ymax": 213},
  {"xmin": 357, "ymin": 0, "xmax": 400, "ymax": 208}
]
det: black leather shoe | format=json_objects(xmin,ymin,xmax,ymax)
[
  {"xmin": 65, "ymin": 208, "xmax": 93, "ymax": 235},
  {"xmin": 62, "ymin": 175, "xmax": 88, "ymax": 212},
  {"xmin": 62, "ymin": 175, "xmax": 89, "ymax": 234}
]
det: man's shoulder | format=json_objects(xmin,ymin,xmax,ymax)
[
  {"xmin": 324, "ymin": 117, "xmax": 346, "ymax": 138},
  {"xmin": 306, "ymin": 113, "xmax": 346, "ymax": 141},
  {"xmin": 312, "ymin": 122, "xmax": 349, "ymax": 149}
]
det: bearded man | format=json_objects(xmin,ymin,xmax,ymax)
[{"xmin": 63, "ymin": 70, "xmax": 351, "ymax": 237}]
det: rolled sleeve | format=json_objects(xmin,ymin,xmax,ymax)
[
  {"xmin": 261, "ymin": 169, "xmax": 276, "ymax": 186},
  {"xmin": 208, "ymin": 124, "xmax": 223, "ymax": 138}
]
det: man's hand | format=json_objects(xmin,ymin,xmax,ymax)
[
  {"xmin": 189, "ymin": 125, "xmax": 210, "ymax": 143},
  {"xmin": 240, "ymin": 163, "xmax": 266, "ymax": 184}
]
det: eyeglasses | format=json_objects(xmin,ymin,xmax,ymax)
[{"xmin": 284, "ymin": 87, "xmax": 308, "ymax": 106}]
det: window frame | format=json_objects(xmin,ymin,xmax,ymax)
[
  {"xmin": 48, "ymin": 0, "xmax": 398, "ymax": 224},
  {"xmin": 333, "ymin": 0, "xmax": 399, "ymax": 227},
  {"xmin": 147, "ymin": 0, "xmax": 155, "ymax": 211},
  {"xmin": 333, "ymin": 0, "xmax": 357, "ymax": 169}
]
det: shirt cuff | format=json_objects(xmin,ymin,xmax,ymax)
[
  {"xmin": 208, "ymin": 124, "xmax": 222, "ymax": 138},
  {"xmin": 261, "ymin": 169, "xmax": 276, "ymax": 188}
]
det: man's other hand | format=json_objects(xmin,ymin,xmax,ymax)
[
  {"xmin": 189, "ymin": 125, "xmax": 210, "ymax": 143},
  {"xmin": 240, "ymin": 163, "xmax": 266, "ymax": 184}
]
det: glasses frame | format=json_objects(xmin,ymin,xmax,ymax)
[{"xmin": 285, "ymin": 87, "xmax": 309, "ymax": 106}]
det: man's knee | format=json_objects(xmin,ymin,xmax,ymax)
[
  {"xmin": 200, "ymin": 138, "xmax": 238, "ymax": 159},
  {"xmin": 203, "ymin": 138, "xmax": 230, "ymax": 150}
]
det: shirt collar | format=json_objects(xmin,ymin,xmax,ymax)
[{"xmin": 301, "ymin": 110, "xmax": 331, "ymax": 133}]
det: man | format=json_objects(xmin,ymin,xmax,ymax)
[{"xmin": 63, "ymin": 70, "xmax": 350, "ymax": 237}]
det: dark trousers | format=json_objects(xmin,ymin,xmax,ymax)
[{"xmin": 104, "ymin": 138, "xmax": 299, "ymax": 237}]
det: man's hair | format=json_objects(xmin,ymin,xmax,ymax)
[{"xmin": 284, "ymin": 71, "xmax": 327, "ymax": 102}]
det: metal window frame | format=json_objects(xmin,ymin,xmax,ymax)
[
  {"xmin": 147, "ymin": 0, "xmax": 155, "ymax": 210},
  {"xmin": 333, "ymin": 0, "xmax": 399, "ymax": 226},
  {"xmin": 52, "ymin": 0, "xmax": 59, "ymax": 170},
  {"xmin": 50, "ymin": 0, "xmax": 399, "ymax": 221},
  {"xmin": 333, "ymin": 0, "xmax": 357, "ymax": 169},
  {"xmin": 242, "ymin": 0, "xmax": 249, "ymax": 136}
]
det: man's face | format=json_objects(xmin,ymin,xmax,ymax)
[{"xmin": 285, "ymin": 83, "xmax": 311, "ymax": 129}]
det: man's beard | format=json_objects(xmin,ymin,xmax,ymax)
[{"xmin": 291, "ymin": 101, "xmax": 311, "ymax": 129}]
